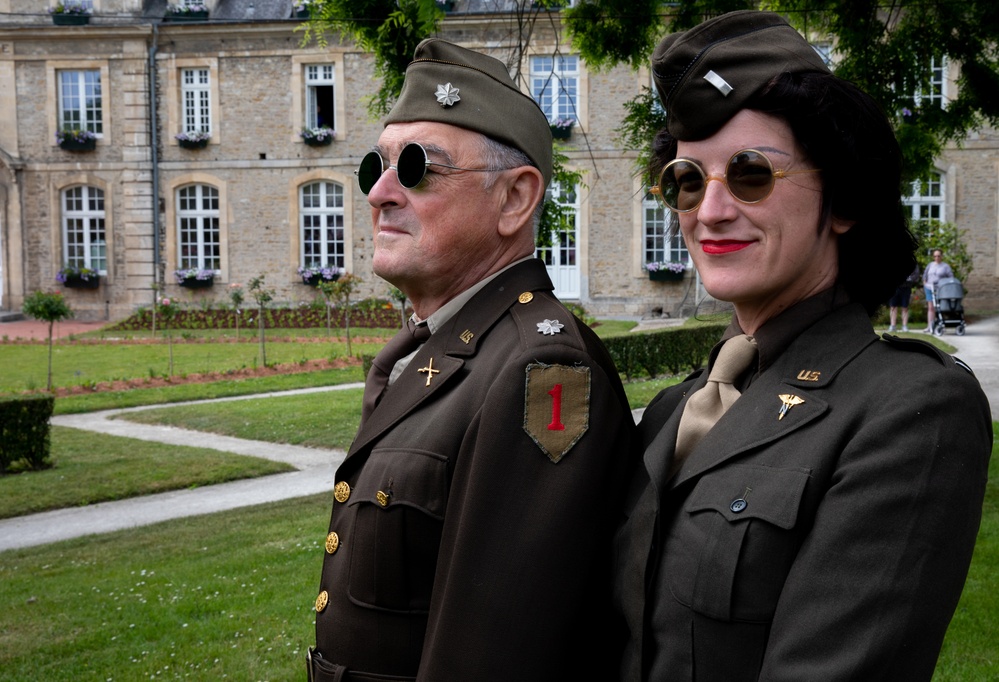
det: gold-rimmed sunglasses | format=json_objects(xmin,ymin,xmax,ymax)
[{"xmin": 650, "ymin": 149, "xmax": 821, "ymax": 213}]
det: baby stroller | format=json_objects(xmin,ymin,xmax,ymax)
[{"xmin": 932, "ymin": 277, "xmax": 966, "ymax": 336}]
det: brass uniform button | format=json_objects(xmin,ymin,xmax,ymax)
[
  {"xmin": 518, "ymin": 292, "xmax": 534, "ymax": 304},
  {"xmin": 376, "ymin": 490, "xmax": 389, "ymax": 507},
  {"xmin": 325, "ymin": 532, "xmax": 339, "ymax": 554},
  {"xmin": 315, "ymin": 590, "xmax": 329, "ymax": 613},
  {"xmin": 333, "ymin": 481, "xmax": 351, "ymax": 503}
]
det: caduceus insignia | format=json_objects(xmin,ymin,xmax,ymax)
[{"xmin": 777, "ymin": 394, "xmax": 805, "ymax": 421}]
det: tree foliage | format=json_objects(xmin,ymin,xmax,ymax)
[
  {"xmin": 301, "ymin": 0, "xmax": 445, "ymax": 118},
  {"xmin": 23, "ymin": 290, "xmax": 73, "ymax": 392},
  {"xmin": 301, "ymin": 0, "xmax": 590, "ymax": 247},
  {"xmin": 909, "ymin": 219, "xmax": 974, "ymax": 283},
  {"xmin": 565, "ymin": 0, "xmax": 999, "ymax": 184}
]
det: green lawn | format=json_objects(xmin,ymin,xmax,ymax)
[
  {"xmin": 0, "ymin": 494, "xmax": 329, "ymax": 682},
  {"xmin": 116, "ymin": 387, "xmax": 365, "ymax": 451},
  {"xmin": 0, "ymin": 335, "xmax": 384, "ymax": 394},
  {"xmin": 0, "ymin": 426, "xmax": 294, "ymax": 519},
  {"xmin": 0, "ymin": 321, "xmax": 993, "ymax": 680}
]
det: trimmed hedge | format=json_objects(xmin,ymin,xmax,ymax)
[
  {"xmin": 0, "ymin": 393, "xmax": 55, "ymax": 474},
  {"xmin": 603, "ymin": 323, "xmax": 728, "ymax": 380}
]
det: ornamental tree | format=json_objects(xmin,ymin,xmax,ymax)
[{"xmin": 22, "ymin": 290, "xmax": 74, "ymax": 391}]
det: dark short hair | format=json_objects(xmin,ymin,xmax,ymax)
[{"xmin": 650, "ymin": 71, "xmax": 917, "ymax": 315}]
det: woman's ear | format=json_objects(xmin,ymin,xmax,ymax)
[
  {"xmin": 830, "ymin": 215, "xmax": 854, "ymax": 235},
  {"xmin": 496, "ymin": 166, "xmax": 545, "ymax": 238}
]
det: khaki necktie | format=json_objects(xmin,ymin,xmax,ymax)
[
  {"xmin": 360, "ymin": 320, "xmax": 432, "ymax": 422},
  {"xmin": 674, "ymin": 334, "xmax": 758, "ymax": 463}
]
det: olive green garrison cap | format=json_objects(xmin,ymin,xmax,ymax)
[
  {"xmin": 384, "ymin": 38, "xmax": 553, "ymax": 185},
  {"xmin": 652, "ymin": 10, "xmax": 831, "ymax": 140}
]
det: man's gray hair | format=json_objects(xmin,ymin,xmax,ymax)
[{"xmin": 479, "ymin": 136, "xmax": 547, "ymax": 234}]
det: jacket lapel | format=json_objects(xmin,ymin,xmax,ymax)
[
  {"xmin": 667, "ymin": 304, "xmax": 879, "ymax": 491},
  {"xmin": 345, "ymin": 259, "xmax": 556, "ymax": 461}
]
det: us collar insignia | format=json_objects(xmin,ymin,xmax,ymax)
[
  {"xmin": 435, "ymin": 83, "xmax": 460, "ymax": 107},
  {"xmin": 537, "ymin": 319, "xmax": 564, "ymax": 336},
  {"xmin": 777, "ymin": 394, "xmax": 805, "ymax": 421}
]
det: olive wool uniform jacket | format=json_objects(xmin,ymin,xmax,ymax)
[
  {"xmin": 614, "ymin": 302, "xmax": 992, "ymax": 682},
  {"xmin": 313, "ymin": 259, "xmax": 634, "ymax": 681}
]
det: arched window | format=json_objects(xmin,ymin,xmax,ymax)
[
  {"xmin": 176, "ymin": 184, "xmax": 220, "ymax": 271},
  {"xmin": 62, "ymin": 185, "xmax": 106, "ymax": 273},
  {"xmin": 300, "ymin": 181, "xmax": 345, "ymax": 269}
]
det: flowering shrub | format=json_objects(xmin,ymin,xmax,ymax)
[
  {"xmin": 550, "ymin": 117, "xmax": 575, "ymax": 131},
  {"xmin": 55, "ymin": 128, "xmax": 98, "ymax": 145},
  {"xmin": 300, "ymin": 126, "xmax": 335, "ymax": 143},
  {"xmin": 49, "ymin": 1, "xmax": 93, "ymax": 15},
  {"xmin": 298, "ymin": 264, "xmax": 345, "ymax": 283},
  {"xmin": 175, "ymin": 130, "xmax": 211, "ymax": 143},
  {"xmin": 55, "ymin": 265, "xmax": 97, "ymax": 283},
  {"xmin": 174, "ymin": 268, "xmax": 215, "ymax": 283},
  {"xmin": 644, "ymin": 261, "xmax": 686, "ymax": 274},
  {"xmin": 167, "ymin": 2, "xmax": 208, "ymax": 14}
]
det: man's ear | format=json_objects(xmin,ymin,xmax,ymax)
[{"xmin": 497, "ymin": 166, "xmax": 545, "ymax": 238}]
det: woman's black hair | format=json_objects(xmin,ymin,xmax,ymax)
[{"xmin": 649, "ymin": 71, "xmax": 917, "ymax": 315}]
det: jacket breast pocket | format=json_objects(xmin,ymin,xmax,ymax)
[
  {"xmin": 668, "ymin": 464, "xmax": 811, "ymax": 622},
  {"xmin": 346, "ymin": 448, "xmax": 449, "ymax": 614}
]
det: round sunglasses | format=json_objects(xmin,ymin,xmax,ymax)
[
  {"xmin": 650, "ymin": 149, "xmax": 821, "ymax": 213},
  {"xmin": 355, "ymin": 142, "xmax": 511, "ymax": 195}
]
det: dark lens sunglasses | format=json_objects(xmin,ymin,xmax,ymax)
[
  {"xmin": 650, "ymin": 149, "xmax": 821, "ymax": 213},
  {"xmin": 355, "ymin": 142, "xmax": 511, "ymax": 195}
]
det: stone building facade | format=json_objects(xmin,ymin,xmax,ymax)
[{"xmin": 0, "ymin": 0, "xmax": 996, "ymax": 322}]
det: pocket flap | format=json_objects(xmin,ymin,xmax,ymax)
[
  {"xmin": 348, "ymin": 448, "xmax": 449, "ymax": 519},
  {"xmin": 685, "ymin": 464, "xmax": 810, "ymax": 529}
]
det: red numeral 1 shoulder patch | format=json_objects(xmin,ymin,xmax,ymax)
[{"xmin": 523, "ymin": 363, "xmax": 591, "ymax": 463}]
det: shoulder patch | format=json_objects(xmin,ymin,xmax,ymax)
[{"xmin": 523, "ymin": 363, "xmax": 590, "ymax": 463}]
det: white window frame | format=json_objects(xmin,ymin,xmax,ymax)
[
  {"xmin": 536, "ymin": 181, "xmax": 581, "ymax": 299},
  {"xmin": 300, "ymin": 181, "xmax": 346, "ymax": 269},
  {"xmin": 905, "ymin": 171, "xmax": 945, "ymax": 221},
  {"xmin": 62, "ymin": 185, "xmax": 107, "ymax": 274},
  {"xmin": 305, "ymin": 64, "xmax": 336, "ymax": 131},
  {"xmin": 181, "ymin": 67, "xmax": 212, "ymax": 136},
  {"xmin": 915, "ymin": 56, "xmax": 949, "ymax": 110},
  {"xmin": 642, "ymin": 193, "xmax": 689, "ymax": 267},
  {"xmin": 531, "ymin": 55, "xmax": 579, "ymax": 124},
  {"xmin": 58, "ymin": 69, "xmax": 103, "ymax": 135},
  {"xmin": 176, "ymin": 184, "xmax": 221, "ymax": 272}
]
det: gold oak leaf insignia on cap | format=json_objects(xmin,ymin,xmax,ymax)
[{"xmin": 435, "ymin": 83, "xmax": 460, "ymax": 107}]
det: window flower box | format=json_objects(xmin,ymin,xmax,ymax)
[
  {"xmin": 49, "ymin": 1, "xmax": 92, "ymax": 24},
  {"xmin": 56, "ymin": 128, "xmax": 97, "ymax": 152},
  {"xmin": 298, "ymin": 265, "xmax": 344, "ymax": 286},
  {"xmin": 56, "ymin": 266, "xmax": 100, "ymax": 289},
  {"xmin": 174, "ymin": 268, "xmax": 215, "ymax": 288},
  {"xmin": 300, "ymin": 126, "xmax": 335, "ymax": 147},
  {"xmin": 645, "ymin": 261, "xmax": 686, "ymax": 282},
  {"xmin": 550, "ymin": 118, "xmax": 574, "ymax": 140},
  {"xmin": 175, "ymin": 130, "xmax": 211, "ymax": 149},
  {"xmin": 166, "ymin": 3, "xmax": 209, "ymax": 21}
]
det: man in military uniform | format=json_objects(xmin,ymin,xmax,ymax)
[{"xmin": 308, "ymin": 39, "xmax": 634, "ymax": 682}]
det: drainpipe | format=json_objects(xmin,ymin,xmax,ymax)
[{"xmin": 148, "ymin": 23, "xmax": 160, "ymax": 305}]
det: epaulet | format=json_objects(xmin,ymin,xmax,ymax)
[
  {"xmin": 880, "ymin": 333, "xmax": 972, "ymax": 374},
  {"xmin": 510, "ymin": 290, "xmax": 584, "ymax": 348}
]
